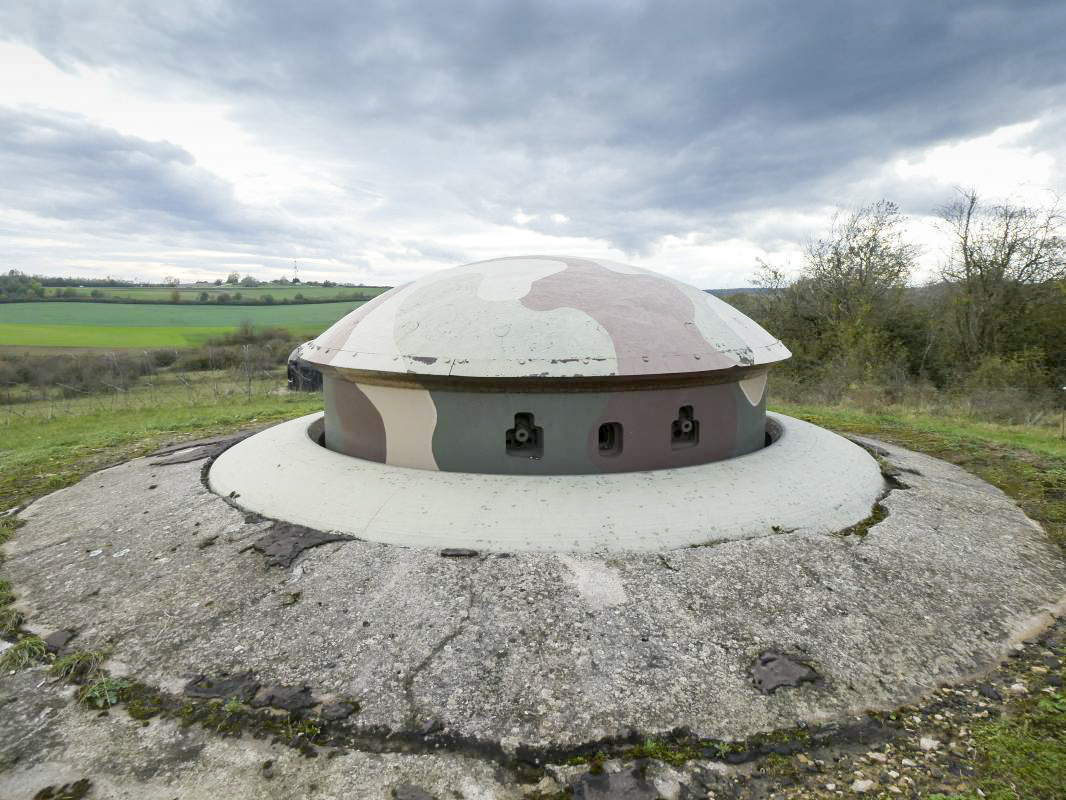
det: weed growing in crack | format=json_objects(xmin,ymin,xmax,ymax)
[
  {"xmin": 0, "ymin": 576, "xmax": 23, "ymax": 636},
  {"xmin": 0, "ymin": 517, "xmax": 21, "ymax": 546},
  {"xmin": 0, "ymin": 634, "xmax": 46, "ymax": 670},
  {"xmin": 0, "ymin": 607, "xmax": 24, "ymax": 636},
  {"xmin": 77, "ymin": 677, "xmax": 133, "ymax": 709},
  {"xmin": 51, "ymin": 649, "xmax": 108, "ymax": 682}
]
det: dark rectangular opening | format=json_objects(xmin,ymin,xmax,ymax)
[{"xmin": 598, "ymin": 422, "xmax": 623, "ymax": 456}]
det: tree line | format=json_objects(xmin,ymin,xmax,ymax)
[
  {"xmin": 726, "ymin": 190, "xmax": 1065, "ymax": 395},
  {"xmin": 0, "ymin": 271, "xmax": 382, "ymax": 305}
]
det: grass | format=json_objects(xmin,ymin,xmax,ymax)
[
  {"xmin": 0, "ymin": 635, "xmax": 46, "ymax": 671},
  {"xmin": 966, "ymin": 688, "xmax": 1066, "ymax": 800},
  {"xmin": 0, "ymin": 300, "xmax": 364, "ymax": 348},
  {"xmin": 77, "ymin": 676, "xmax": 134, "ymax": 709},
  {"xmin": 51, "ymin": 650, "xmax": 108, "ymax": 682},
  {"xmin": 0, "ymin": 373, "xmax": 322, "ymax": 512}
]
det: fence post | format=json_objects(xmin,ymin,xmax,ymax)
[{"xmin": 1061, "ymin": 386, "xmax": 1065, "ymax": 440}]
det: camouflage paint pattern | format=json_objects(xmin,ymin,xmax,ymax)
[
  {"xmin": 321, "ymin": 371, "xmax": 769, "ymax": 474},
  {"xmin": 302, "ymin": 256, "xmax": 790, "ymax": 378},
  {"xmin": 306, "ymin": 256, "xmax": 789, "ymax": 474}
]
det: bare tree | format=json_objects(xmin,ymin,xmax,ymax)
[
  {"xmin": 802, "ymin": 200, "xmax": 918, "ymax": 324},
  {"xmin": 938, "ymin": 188, "xmax": 1065, "ymax": 358}
]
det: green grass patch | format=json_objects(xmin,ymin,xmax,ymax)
[
  {"xmin": 51, "ymin": 650, "xmax": 108, "ymax": 682},
  {"xmin": 77, "ymin": 676, "xmax": 134, "ymax": 709},
  {"xmin": 0, "ymin": 301, "xmax": 364, "ymax": 348},
  {"xmin": 0, "ymin": 374, "xmax": 322, "ymax": 512},
  {"xmin": 966, "ymin": 687, "xmax": 1066, "ymax": 800},
  {"xmin": 0, "ymin": 635, "xmax": 46, "ymax": 670}
]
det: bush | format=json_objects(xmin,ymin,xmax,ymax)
[{"xmin": 964, "ymin": 348, "xmax": 1050, "ymax": 393}]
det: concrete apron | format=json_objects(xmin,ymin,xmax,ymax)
[
  {"xmin": 3, "ymin": 426, "xmax": 1065, "ymax": 759},
  {"xmin": 206, "ymin": 412, "xmax": 885, "ymax": 551}
]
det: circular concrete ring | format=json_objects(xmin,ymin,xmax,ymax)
[{"xmin": 207, "ymin": 412, "xmax": 885, "ymax": 552}]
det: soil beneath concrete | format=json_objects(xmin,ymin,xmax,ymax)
[{"xmin": 0, "ymin": 433, "xmax": 1064, "ymax": 798}]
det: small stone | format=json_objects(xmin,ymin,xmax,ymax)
[
  {"xmin": 321, "ymin": 700, "xmax": 358, "ymax": 721},
  {"xmin": 866, "ymin": 752, "xmax": 887, "ymax": 763},
  {"xmin": 1031, "ymin": 665, "xmax": 1049, "ymax": 674},
  {"xmin": 251, "ymin": 685, "xmax": 314, "ymax": 712},
  {"xmin": 1008, "ymin": 682, "xmax": 1028, "ymax": 695},
  {"xmin": 43, "ymin": 629, "xmax": 76, "ymax": 654},
  {"xmin": 1042, "ymin": 655, "xmax": 1061, "ymax": 670},
  {"xmin": 851, "ymin": 778, "xmax": 875, "ymax": 792},
  {"xmin": 977, "ymin": 684, "xmax": 1002, "ymax": 702},
  {"xmin": 826, "ymin": 784, "xmax": 836, "ymax": 791},
  {"xmin": 920, "ymin": 737, "xmax": 940, "ymax": 751}
]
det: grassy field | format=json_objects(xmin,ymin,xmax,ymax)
[
  {"xmin": 0, "ymin": 300, "xmax": 364, "ymax": 348},
  {"xmin": 49, "ymin": 285, "xmax": 389, "ymax": 302}
]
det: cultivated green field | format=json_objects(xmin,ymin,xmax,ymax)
[
  {"xmin": 53, "ymin": 285, "xmax": 389, "ymax": 302},
  {"xmin": 0, "ymin": 300, "xmax": 364, "ymax": 348}
]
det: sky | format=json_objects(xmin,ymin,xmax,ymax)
[{"xmin": 1, "ymin": 1, "xmax": 1064, "ymax": 289}]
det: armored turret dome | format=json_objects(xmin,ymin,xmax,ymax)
[{"xmin": 302, "ymin": 256, "xmax": 790, "ymax": 380}]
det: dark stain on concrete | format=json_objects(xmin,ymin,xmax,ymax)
[
  {"xmin": 392, "ymin": 785, "xmax": 437, "ymax": 800},
  {"xmin": 251, "ymin": 685, "xmax": 314, "ymax": 712},
  {"xmin": 184, "ymin": 672, "xmax": 260, "ymax": 703},
  {"xmin": 151, "ymin": 432, "xmax": 260, "ymax": 466},
  {"xmin": 247, "ymin": 523, "xmax": 355, "ymax": 568},
  {"xmin": 750, "ymin": 651, "xmax": 820, "ymax": 694},
  {"xmin": 32, "ymin": 778, "xmax": 92, "ymax": 799}
]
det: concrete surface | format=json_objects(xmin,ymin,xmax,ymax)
[
  {"xmin": 1, "ymin": 432, "xmax": 1064, "ymax": 798},
  {"xmin": 207, "ymin": 412, "xmax": 886, "ymax": 551}
]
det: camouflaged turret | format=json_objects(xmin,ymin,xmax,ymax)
[{"xmin": 301, "ymin": 256, "xmax": 790, "ymax": 474}]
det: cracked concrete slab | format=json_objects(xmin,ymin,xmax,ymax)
[
  {"xmin": 0, "ymin": 667, "xmax": 513, "ymax": 800},
  {"xmin": 1, "ymin": 433, "xmax": 1064, "ymax": 797}
]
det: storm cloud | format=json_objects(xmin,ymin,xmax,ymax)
[{"xmin": 1, "ymin": 0, "xmax": 1064, "ymax": 285}]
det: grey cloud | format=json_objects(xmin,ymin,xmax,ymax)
[
  {"xmin": 3, "ymin": 0, "xmax": 1066, "ymax": 275},
  {"xmin": 0, "ymin": 108, "xmax": 263, "ymax": 238}
]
